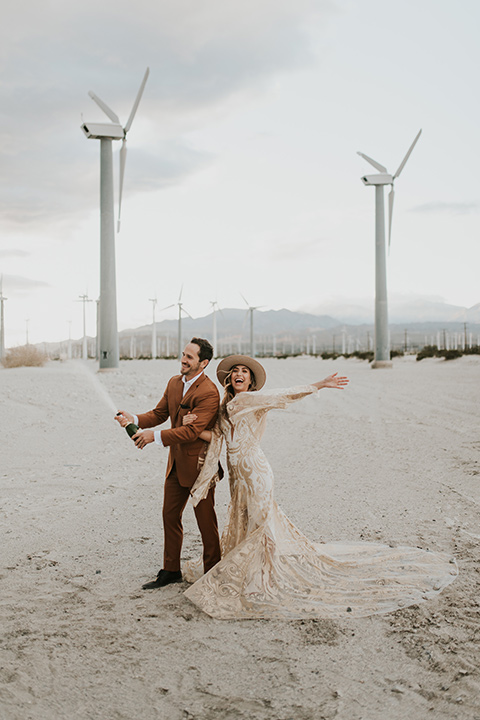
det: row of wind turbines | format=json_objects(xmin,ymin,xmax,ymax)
[
  {"xmin": 149, "ymin": 289, "xmax": 256, "ymax": 360},
  {"xmin": 71, "ymin": 287, "xmax": 256, "ymax": 360},
  {"xmin": 81, "ymin": 68, "xmax": 422, "ymax": 370}
]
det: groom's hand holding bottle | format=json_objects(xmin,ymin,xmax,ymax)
[{"xmin": 115, "ymin": 410, "xmax": 155, "ymax": 449}]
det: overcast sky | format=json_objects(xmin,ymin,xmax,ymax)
[{"xmin": 1, "ymin": 0, "xmax": 479, "ymax": 345}]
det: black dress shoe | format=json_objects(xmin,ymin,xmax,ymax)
[{"xmin": 142, "ymin": 569, "xmax": 182, "ymax": 590}]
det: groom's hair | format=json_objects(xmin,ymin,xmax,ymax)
[{"xmin": 191, "ymin": 337, "xmax": 214, "ymax": 363}]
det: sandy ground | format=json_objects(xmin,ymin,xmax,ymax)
[{"xmin": 1, "ymin": 355, "xmax": 479, "ymax": 720}]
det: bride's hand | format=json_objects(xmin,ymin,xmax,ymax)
[
  {"xmin": 313, "ymin": 372, "xmax": 349, "ymax": 390},
  {"xmin": 183, "ymin": 412, "xmax": 198, "ymax": 425}
]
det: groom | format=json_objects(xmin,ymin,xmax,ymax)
[{"xmin": 115, "ymin": 337, "xmax": 221, "ymax": 589}]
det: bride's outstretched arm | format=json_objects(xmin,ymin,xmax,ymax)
[
  {"xmin": 226, "ymin": 375, "xmax": 350, "ymax": 420},
  {"xmin": 312, "ymin": 372, "xmax": 349, "ymax": 390}
]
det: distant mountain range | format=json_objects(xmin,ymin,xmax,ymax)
[
  {"xmin": 124, "ymin": 308, "xmax": 339, "ymax": 338},
  {"xmin": 34, "ymin": 300, "xmax": 480, "ymax": 356},
  {"xmin": 302, "ymin": 298, "xmax": 480, "ymax": 325},
  {"xmin": 114, "ymin": 304, "xmax": 480, "ymax": 356},
  {"xmin": 121, "ymin": 300, "xmax": 480, "ymax": 341}
]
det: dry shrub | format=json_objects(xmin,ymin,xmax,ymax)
[{"xmin": 2, "ymin": 345, "xmax": 48, "ymax": 368}]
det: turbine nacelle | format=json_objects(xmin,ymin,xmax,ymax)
[
  {"xmin": 81, "ymin": 122, "xmax": 124, "ymax": 140},
  {"xmin": 360, "ymin": 173, "xmax": 393, "ymax": 186},
  {"xmin": 358, "ymin": 129, "xmax": 422, "ymax": 248},
  {"xmin": 81, "ymin": 68, "xmax": 149, "ymax": 231}
]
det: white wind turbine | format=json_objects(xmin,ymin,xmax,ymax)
[
  {"xmin": 241, "ymin": 294, "xmax": 262, "ymax": 358},
  {"xmin": 153, "ymin": 298, "xmax": 179, "ymax": 358},
  {"xmin": 357, "ymin": 129, "xmax": 422, "ymax": 368},
  {"xmin": 81, "ymin": 68, "xmax": 150, "ymax": 370},
  {"xmin": 162, "ymin": 287, "xmax": 193, "ymax": 360}
]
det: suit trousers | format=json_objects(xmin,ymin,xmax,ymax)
[{"xmin": 162, "ymin": 465, "xmax": 221, "ymax": 573}]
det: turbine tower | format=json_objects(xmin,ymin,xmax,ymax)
[
  {"xmin": 357, "ymin": 129, "xmax": 422, "ymax": 368},
  {"xmin": 81, "ymin": 68, "xmax": 149, "ymax": 369},
  {"xmin": 149, "ymin": 296, "xmax": 157, "ymax": 359},
  {"xmin": 210, "ymin": 300, "xmax": 223, "ymax": 358},
  {"xmin": 167, "ymin": 287, "xmax": 193, "ymax": 359},
  {"xmin": 241, "ymin": 294, "xmax": 261, "ymax": 358},
  {"xmin": 0, "ymin": 276, "xmax": 7, "ymax": 361}
]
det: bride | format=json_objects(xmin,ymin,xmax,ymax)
[{"xmin": 182, "ymin": 355, "xmax": 457, "ymax": 620}]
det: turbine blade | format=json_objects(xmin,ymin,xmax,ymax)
[
  {"xmin": 160, "ymin": 303, "xmax": 175, "ymax": 311},
  {"xmin": 393, "ymin": 129, "xmax": 422, "ymax": 179},
  {"xmin": 240, "ymin": 292, "xmax": 249, "ymax": 307},
  {"xmin": 124, "ymin": 67, "xmax": 150, "ymax": 133},
  {"xmin": 117, "ymin": 140, "xmax": 127, "ymax": 232},
  {"xmin": 88, "ymin": 91, "xmax": 120, "ymax": 123},
  {"xmin": 211, "ymin": 300, "xmax": 225, "ymax": 317},
  {"xmin": 357, "ymin": 151, "xmax": 387, "ymax": 173},
  {"xmin": 183, "ymin": 307, "xmax": 194, "ymax": 320},
  {"xmin": 388, "ymin": 187, "xmax": 395, "ymax": 250},
  {"xmin": 178, "ymin": 285, "xmax": 183, "ymax": 303}
]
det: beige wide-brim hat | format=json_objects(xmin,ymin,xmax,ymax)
[{"xmin": 216, "ymin": 354, "xmax": 266, "ymax": 390}]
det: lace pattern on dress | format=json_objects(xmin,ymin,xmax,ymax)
[{"xmin": 183, "ymin": 385, "xmax": 457, "ymax": 617}]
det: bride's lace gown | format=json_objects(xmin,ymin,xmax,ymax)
[{"xmin": 183, "ymin": 386, "xmax": 457, "ymax": 620}]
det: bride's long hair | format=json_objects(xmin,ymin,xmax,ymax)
[{"xmin": 220, "ymin": 366, "xmax": 257, "ymax": 431}]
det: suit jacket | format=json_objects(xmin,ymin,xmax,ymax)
[{"xmin": 136, "ymin": 373, "xmax": 220, "ymax": 487}]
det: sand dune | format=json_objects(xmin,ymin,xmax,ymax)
[{"xmin": 1, "ymin": 356, "xmax": 479, "ymax": 719}]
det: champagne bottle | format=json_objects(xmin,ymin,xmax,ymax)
[
  {"xmin": 125, "ymin": 422, "xmax": 139, "ymax": 439},
  {"xmin": 116, "ymin": 413, "xmax": 139, "ymax": 441}
]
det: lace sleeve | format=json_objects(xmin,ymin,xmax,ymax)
[
  {"xmin": 189, "ymin": 425, "xmax": 224, "ymax": 507},
  {"xmin": 226, "ymin": 385, "xmax": 318, "ymax": 420}
]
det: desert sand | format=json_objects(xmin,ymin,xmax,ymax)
[{"xmin": 1, "ymin": 355, "xmax": 479, "ymax": 719}]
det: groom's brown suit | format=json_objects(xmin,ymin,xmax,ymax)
[{"xmin": 137, "ymin": 373, "xmax": 221, "ymax": 573}]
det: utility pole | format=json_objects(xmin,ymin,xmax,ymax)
[
  {"xmin": 149, "ymin": 297, "xmax": 157, "ymax": 359},
  {"xmin": 78, "ymin": 294, "xmax": 93, "ymax": 360}
]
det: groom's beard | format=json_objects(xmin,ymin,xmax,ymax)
[{"xmin": 181, "ymin": 359, "xmax": 202, "ymax": 378}]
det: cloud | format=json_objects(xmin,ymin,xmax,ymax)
[
  {"xmin": 270, "ymin": 236, "xmax": 325, "ymax": 261},
  {"xmin": 126, "ymin": 142, "xmax": 213, "ymax": 191},
  {"xmin": 0, "ymin": 249, "xmax": 30, "ymax": 259},
  {"xmin": 0, "ymin": 0, "xmax": 334, "ymax": 231},
  {"xmin": 411, "ymin": 201, "xmax": 479, "ymax": 215},
  {"xmin": 1, "ymin": 274, "xmax": 50, "ymax": 294}
]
